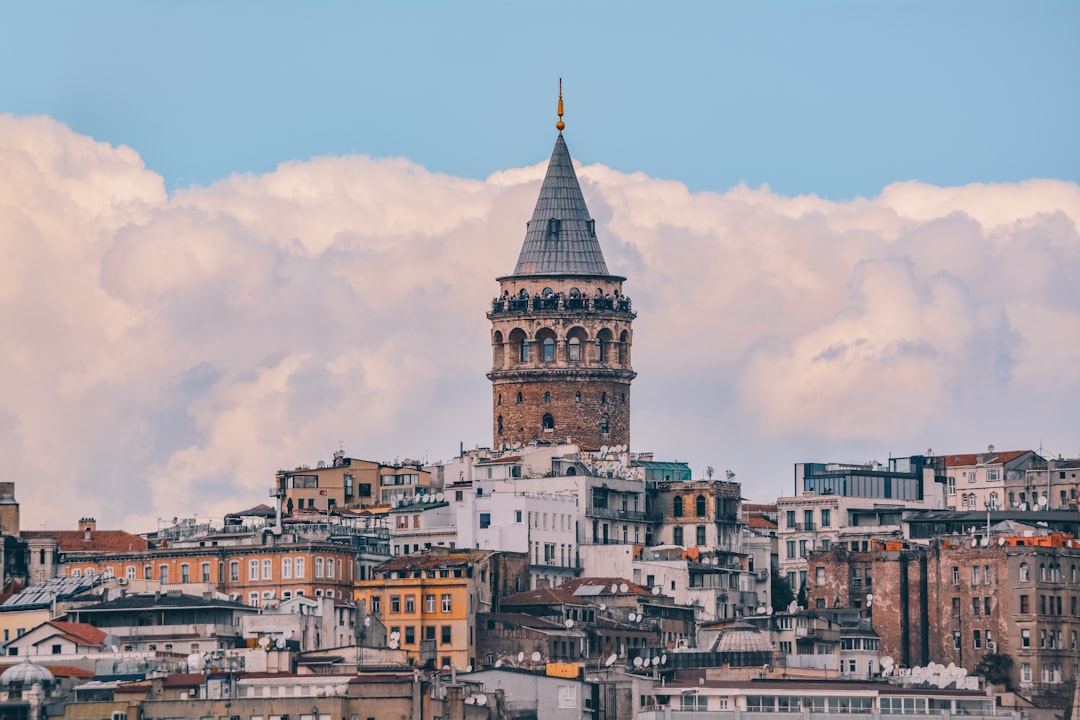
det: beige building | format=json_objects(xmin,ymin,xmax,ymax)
[{"xmin": 274, "ymin": 452, "xmax": 432, "ymax": 513}]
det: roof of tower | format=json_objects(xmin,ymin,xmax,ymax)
[{"xmin": 509, "ymin": 133, "xmax": 613, "ymax": 278}]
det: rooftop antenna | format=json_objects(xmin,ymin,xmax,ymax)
[{"xmin": 556, "ymin": 79, "xmax": 565, "ymax": 134}]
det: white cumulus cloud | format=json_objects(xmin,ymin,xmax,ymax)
[{"xmin": 1, "ymin": 114, "xmax": 1077, "ymax": 530}]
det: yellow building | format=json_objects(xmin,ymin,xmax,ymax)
[
  {"xmin": 275, "ymin": 453, "xmax": 432, "ymax": 513},
  {"xmin": 355, "ymin": 549, "xmax": 528, "ymax": 671}
]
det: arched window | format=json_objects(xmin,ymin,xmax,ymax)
[
  {"xmin": 1039, "ymin": 563, "xmax": 1046, "ymax": 581},
  {"xmin": 695, "ymin": 495, "xmax": 707, "ymax": 517},
  {"xmin": 601, "ymin": 392, "xmax": 607, "ymax": 405},
  {"xmin": 543, "ymin": 337, "xmax": 555, "ymax": 362},
  {"xmin": 497, "ymin": 394, "xmax": 502, "ymax": 406},
  {"xmin": 542, "ymin": 287, "xmax": 554, "ymax": 297},
  {"xmin": 673, "ymin": 497, "xmax": 684, "ymax": 517},
  {"xmin": 989, "ymin": 491, "xmax": 999, "ymax": 509},
  {"xmin": 520, "ymin": 339, "xmax": 529, "ymax": 362},
  {"xmin": 575, "ymin": 391, "xmax": 581, "ymax": 403},
  {"xmin": 568, "ymin": 337, "xmax": 581, "ymax": 361},
  {"xmin": 619, "ymin": 330, "xmax": 630, "ymax": 365},
  {"xmin": 600, "ymin": 414, "xmax": 610, "ymax": 434},
  {"xmin": 544, "ymin": 391, "xmax": 551, "ymax": 403},
  {"xmin": 1019, "ymin": 563, "xmax": 1029, "ymax": 582},
  {"xmin": 542, "ymin": 413, "xmax": 555, "ymax": 430},
  {"xmin": 497, "ymin": 416, "xmax": 504, "ymax": 435},
  {"xmin": 548, "ymin": 218, "xmax": 561, "ymax": 236},
  {"xmin": 516, "ymin": 392, "xmax": 523, "ymax": 404}
]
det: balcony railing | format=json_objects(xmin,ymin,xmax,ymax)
[
  {"xmin": 490, "ymin": 296, "xmax": 633, "ymax": 315},
  {"xmin": 587, "ymin": 507, "xmax": 647, "ymax": 522}
]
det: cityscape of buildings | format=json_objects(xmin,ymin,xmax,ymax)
[{"xmin": 1, "ymin": 100, "xmax": 1077, "ymax": 720}]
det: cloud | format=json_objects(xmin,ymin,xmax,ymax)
[{"xmin": 1, "ymin": 114, "xmax": 1078, "ymax": 529}]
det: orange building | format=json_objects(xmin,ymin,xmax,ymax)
[{"xmin": 355, "ymin": 549, "xmax": 528, "ymax": 670}]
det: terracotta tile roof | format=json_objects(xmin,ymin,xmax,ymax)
[
  {"xmin": 501, "ymin": 585, "xmax": 583, "ymax": 606},
  {"xmin": 747, "ymin": 515, "xmax": 778, "ymax": 530},
  {"xmin": 21, "ymin": 530, "xmax": 149, "ymax": 554},
  {"xmin": 162, "ymin": 673, "xmax": 206, "ymax": 688},
  {"xmin": 46, "ymin": 621, "xmax": 107, "ymax": 646},
  {"xmin": 377, "ymin": 550, "xmax": 493, "ymax": 573},
  {"xmin": 226, "ymin": 503, "xmax": 275, "ymax": 518},
  {"xmin": 481, "ymin": 612, "xmax": 573, "ymax": 630},
  {"xmin": 942, "ymin": 450, "xmax": 1033, "ymax": 467},
  {"xmin": 559, "ymin": 577, "xmax": 651, "ymax": 597}
]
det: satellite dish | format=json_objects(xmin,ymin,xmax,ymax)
[
  {"xmin": 495, "ymin": 659, "xmax": 503, "ymax": 668},
  {"xmin": 599, "ymin": 603, "xmax": 607, "ymax": 611},
  {"xmin": 465, "ymin": 665, "xmax": 473, "ymax": 673},
  {"xmin": 565, "ymin": 618, "xmax": 575, "ymax": 628},
  {"xmin": 998, "ymin": 537, "xmax": 1006, "ymax": 545},
  {"xmin": 661, "ymin": 654, "xmax": 668, "ymax": 665},
  {"xmin": 633, "ymin": 657, "xmax": 643, "ymax": 667},
  {"xmin": 475, "ymin": 694, "xmax": 488, "ymax": 706},
  {"xmin": 651, "ymin": 587, "xmax": 660, "ymax": 595},
  {"xmin": 980, "ymin": 536, "xmax": 989, "ymax": 547},
  {"xmin": 390, "ymin": 631, "xmax": 401, "ymax": 641},
  {"xmin": 755, "ymin": 606, "xmax": 767, "ymax": 615},
  {"xmin": 275, "ymin": 638, "xmax": 285, "ymax": 649},
  {"xmin": 627, "ymin": 612, "xmax": 637, "ymax": 622},
  {"xmin": 388, "ymin": 640, "xmax": 399, "ymax": 649},
  {"xmin": 866, "ymin": 594, "xmax": 873, "ymax": 602},
  {"xmin": 767, "ymin": 606, "xmax": 774, "ymax": 615},
  {"xmin": 364, "ymin": 616, "xmax": 371, "ymax": 626},
  {"xmin": 605, "ymin": 653, "xmax": 618, "ymax": 667},
  {"xmin": 258, "ymin": 637, "xmax": 270, "ymax": 649},
  {"xmin": 531, "ymin": 651, "xmax": 542, "ymax": 663},
  {"xmin": 600, "ymin": 445, "xmax": 608, "ymax": 456},
  {"xmin": 1020, "ymin": 503, "xmax": 1028, "ymax": 511},
  {"xmin": 620, "ymin": 583, "xmax": 629, "ymax": 593},
  {"xmin": 517, "ymin": 652, "xmax": 525, "ymax": 662},
  {"xmin": 651, "ymin": 656, "xmax": 661, "ymax": 666},
  {"xmin": 970, "ymin": 538, "xmax": 978, "ymax": 547},
  {"xmin": 611, "ymin": 583, "xmax": 620, "ymax": 593},
  {"xmin": 1038, "ymin": 495, "xmax": 1048, "ymax": 507}
]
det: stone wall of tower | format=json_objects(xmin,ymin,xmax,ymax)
[{"xmin": 493, "ymin": 377, "xmax": 630, "ymax": 450}]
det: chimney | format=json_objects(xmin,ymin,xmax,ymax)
[{"xmin": 79, "ymin": 517, "xmax": 96, "ymax": 541}]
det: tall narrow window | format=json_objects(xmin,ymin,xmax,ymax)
[
  {"xmin": 548, "ymin": 218, "xmax": 560, "ymax": 236},
  {"xmin": 520, "ymin": 340, "xmax": 529, "ymax": 362},
  {"xmin": 673, "ymin": 497, "xmax": 684, "ymax": 517},
  {"xmin": 544, "ymin": 391, "xmax": 551, "ymax": 403},
  {"xmin": 497, "ymin": 416, "xmax": 504, "ymax": 435},
  {"xmin": 542, "ymin": 413, "xmax": 555, "ymax": 430},
  {"xmin": 568, "ymin": 337, "xmax": 580, "ymax": 361},
  {"xmin": 543, "ymin": 337, "xmax": 555, "ymax": 362},
  {"xmin": 696, "ymin": 495, "xmax": 707, "ymax": 517},
  {"xmin": 599, "ymin": 414, "xmax": 610, "ymax": 434}
]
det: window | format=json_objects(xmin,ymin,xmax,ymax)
[
  {"xmin": 391, "ymin": 596, "xmax": 401, "ymax": 613},
  {"xmin": 262, "ymin": 559, "xmax": 273, "ymax": 580},
  {"xmin": 441, "ymin": 594, "xmax": 452, "ymax": 612},
  {"xmin": 672, "ymin": 526, "xmax": 683, "ymax": 546},
  {"xmin": 820, "ymin": 508, "xmax": 831, "ymax": 527},
  {"xmin": 228, "ymin": 561, "xmax": 240, "ymax": 582},
  {"xmin": 786, "ymin": 510, "xmax": 796, "ymax": 528},
  {"xmin": 799, "ymin": 539, "xmax": 808, "ymax": 558},
  {"xmin": 249, "ymin": 559, "xmax": 259, "ymax": 581},
  {"xmin": 599, "ymin": 414, "xmax": 609, "ymax": 434},
  {"xmin": 519, "ymin": 342, "xmax": 528, "ymax": 363},
  {"xmin": 542, "ymin": 413, "xmax": 554, "ymax": 430},
  {"xmin": 327, "ymin": 558, "xmax": 335, "ymax": 578},
  {"xmin": 804, "ymin": 509, "xmax": 814, "ymax": 529},
  {"xmin": 295, "ymin": 557, "xmax": 305, "ymax": 578},
  {"xmin": 315, "ymin": 558, "xmax": 324, "ymax": 578},
  {"xmin": 568, "ymin": 337, "xmax": 580, "ymax": 361},
  {"xmin": 575, "ymin": 391, "xmax": 581, "ymax": 403},
  {"xmin": 180, "ymin": 563, "xmax": 190, "ymax": 583},
  {"xmin": 159, "ymin": 565, "xmax": 169, "ymax": 584},
  {"xmin": 1020, "ymin": 595, "xmax": 1030, "ymax": 613},
  {"xmin": 557, "ymin": 685, "xmax": 577, "ymax": 709},
  {"xmin": 405, "ymin": 595, "xmax": 416, "ymax": 613},
  {"xmin": 201, "ymin": 562, "xmax": 211, "ymax": 582},
  {"xmin": 1021, "ymin": 629, "xmax": 1030, "ymax": 647},
  {"xmin": 371, "ymin": 596, "xmax": 380, "ymax": 613},
  {"xmin": 479, "ymin": 513, "xmax": 491, "ymax": 529},
  {"xmin": 1021, "ymin": 663, "xmax": 1032, "ymax": 683},
  {"xmin": 248, "ymin": 592, "xmax": 259, "ymax": 607},
  {"xmin": 441, "ymin": 625, "xmax": 451, "ymax": 644},
  {"xmin": 544, "ymin": 391, "xmax": 551, "ymax": 403},
  {"xmin": 405, "ymin": 626, "xmax": 415, "ymax": 644},
  {"xmin": 426, "ymin": 594, "xmax": 436, "ymax": 613},
  {"xmin": 947, "ymin": 476, "xmax": 956, "ymax": 495},
  {"xmin": 543, "ymin": 337, "xmax": 555, "ymax": 362},
  {"xmin": 282, "ymin": 557, "xmax": 292, "ymax": 579},
  {"xmin": 1020, "ymin": 563, "xmax": 1029, "ymax": 582},
  {"xmin": 125, "ymin": 565, "xmax": 136, "ymax": 580},
  {"xmin": 987, "ymin": 468, "xmax": 1000, "ymax": 482},
  {"xmin": 786, "ymin": 540, "xmax": 796, "ymax": 560},
  {"xmin": 673, "ymin": 497, "xmax": 684, "ymax": 517},
  {"xmin": 695, "ymin": 495, "xmax": 706, "ymax": 517},
  {"xmin": 695, "ymin": 526, "xmax": 706, "ymax": 546},
  {"xmin": 515, "ymin": 510, "xmax": 522, "ymax": 523},
  {"xmin": 971, "ymin": 566, "xmax": 980, "ymax": 585}
]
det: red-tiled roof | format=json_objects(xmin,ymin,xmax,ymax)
[
  {"xmin": 0, "ymin": 664, "xmax": 94, "ymax": 678},
  {"xmin": 559, "ymin": 577, "xmax": 651, "ymax": 597},
  {"xmin": 747, "ymin": 515, "xmax": 778, "ymax": 530},
  {"xmin": 21, "ymin": 530, "xmax": 149, "ymax": 553},
  {"xmin": 47, "ymin": 621, "xmax": 107, "ymax": 646},
  {"xmin": 163, "ymin": 673, "xmax": 206, "ymax": 688},
  {"xmin": 501, "ymin": 585, "xmax": 583, "ymax": 606},
  {"xmin": 942, "ymin": 450, "xmax": 1033, "ymax": 467},
  {"xmin": 377, "ymin": 550, "xmax": 492, "ymax": 572}
]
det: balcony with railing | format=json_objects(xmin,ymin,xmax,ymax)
[{"xmin": 490, "ymin": 295, "xmax": 633, "ymax": 316}]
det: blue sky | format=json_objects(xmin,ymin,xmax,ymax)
[{"xmin": 3, "ymin": 1, "xmax": 1077, "ymax": 198}]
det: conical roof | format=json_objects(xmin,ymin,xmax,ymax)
[{"xmin": 511, "ymin": 134, "xmax": 611, "ymax": 277}]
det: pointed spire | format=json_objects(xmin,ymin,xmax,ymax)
[{"xmin": 510, "ymin": 130, "xmax": 611, "ymax": 277}]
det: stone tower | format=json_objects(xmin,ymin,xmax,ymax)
[{"xmin": 487, "ymin": 89, "xmax": 636, "ymax": 450}]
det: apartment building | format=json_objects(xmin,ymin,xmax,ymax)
[
  {"xmin": 273, "ymin": 452, "xmax": 432, "ymax": 513},
  {"xmin": 942, "ymin": 447, "xmax": 1043, "ymax": 511}
]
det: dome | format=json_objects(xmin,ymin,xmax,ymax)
[
  {"xmin": 0, "ymin": 659, "xmax": 55, "ymax": 686},
  {"xmin": 711, "ymin": 623, "xmax": 774, "ymax": 667}
]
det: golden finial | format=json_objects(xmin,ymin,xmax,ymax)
[{"xmin": 556, "ymin": 78, "xmax": 565, "ymax": 134}]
